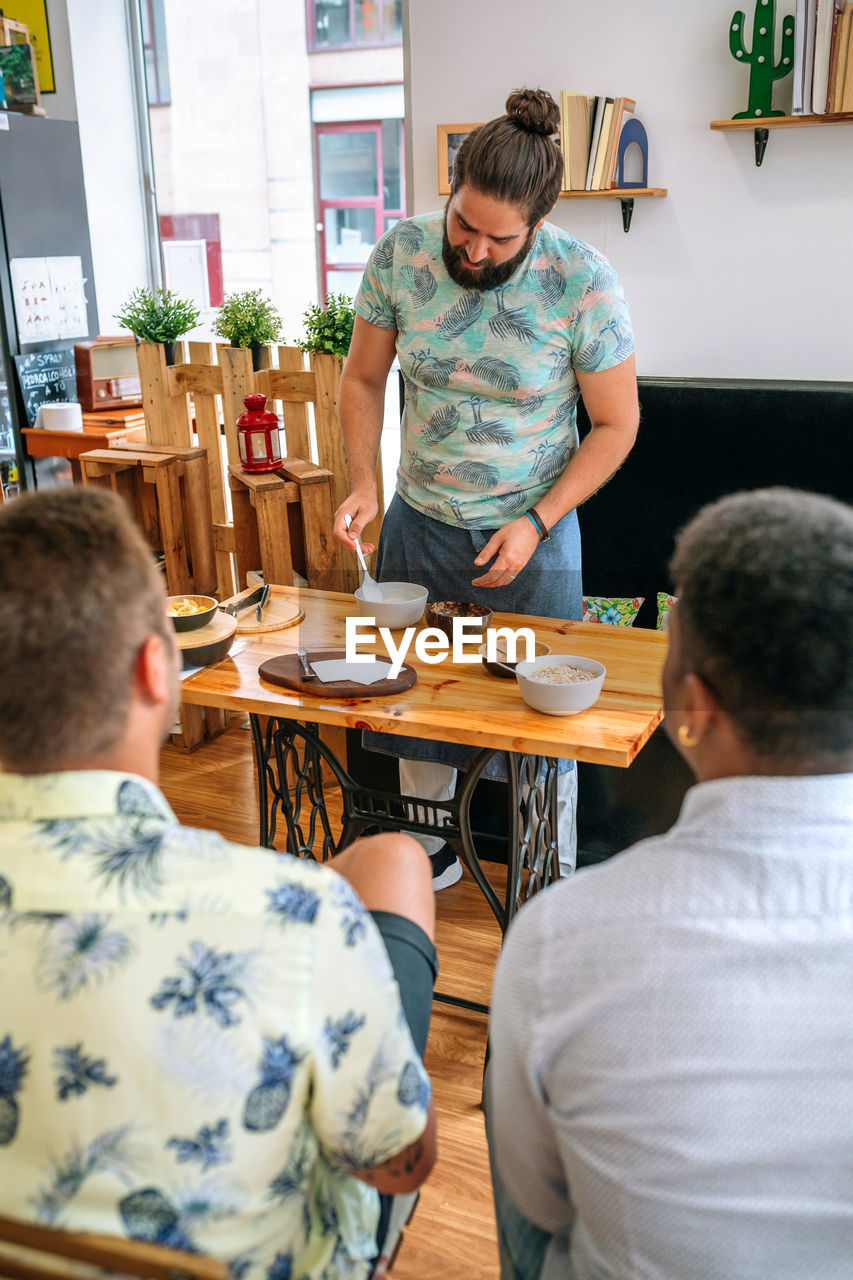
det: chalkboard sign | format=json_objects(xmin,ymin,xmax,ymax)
[{"xmin": 14, "ymin": 347, "xmax": 78, "ymax": 427}]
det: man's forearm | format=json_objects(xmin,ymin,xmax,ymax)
[
  {"xmin": 533, "ymin": 420, "xmax": 638, "ymax": 531},
  {"xmin": 339, "ymin": 373, "xmax": 386, "ymax": 495}
]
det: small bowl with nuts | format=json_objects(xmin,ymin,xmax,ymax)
[
  {"xmin": 515, "ymin": 653, "xmax": 606, "ymax": 716},
  {"xmin": 425, "ymin": 600, "xmax": 493, "ymax": 641}
]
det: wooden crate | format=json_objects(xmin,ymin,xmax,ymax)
[{"xmin": 78, "ymin": 442, "xmax": 216, "ymax": 600}]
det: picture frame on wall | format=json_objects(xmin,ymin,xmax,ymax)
[
  {"xmin": 436, "ymin": 123, "xmax": 483, "ymax": 195},
  {"xmin": 0, "ymin": 42, "xmax": 41, "ymax": 111},
  {"xmin": 2, "ymin": 2, "xmax": 54, "ymax": 93}
]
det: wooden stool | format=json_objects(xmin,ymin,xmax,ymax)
[
  {"xmin": 79, "ymin": 443, "xmax": 222, "ymax": 753},
  {"xmin": 79, "ymin": 443, "xmax": 216, "ymax": 598},
  {"xmin": 229, "ymin": 457, "xmax": 338, "ymax": 592}
]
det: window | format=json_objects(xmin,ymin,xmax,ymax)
[
  {"xmin": 140, "ymin": 0, "xmax": 171, "ymax": 106},
  {"xmin": 308, "ymin": 0, "xmax": 402, "ymax": 50}
]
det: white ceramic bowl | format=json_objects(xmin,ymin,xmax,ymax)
[
  {"xmin": 354, "ymin": 582, "xmax": 428, "ymax": 628},
  {"xmin": 515, "ymin": 653, "xmax": 606, "ymax": 716}
]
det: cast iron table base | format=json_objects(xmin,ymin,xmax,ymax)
[{"xmin": 250, "ymin": 714, "xmax": 562, "ymax": 1010}]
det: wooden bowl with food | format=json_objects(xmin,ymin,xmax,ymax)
[
  {"xmin": 425, "ymin": 600, "xmax": 492, "ymax": 641},
  {"xmin": 478, "ymin": 638, "xmax": 551, "ymax": 678},
  {"xmin": 166, "ymin": 594, "xmax": 218, "ymax": 632}
]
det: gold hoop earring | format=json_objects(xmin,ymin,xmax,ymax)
[{"xmin": 677, "ymin": 724, "xmax": 699, "ymax": 749}]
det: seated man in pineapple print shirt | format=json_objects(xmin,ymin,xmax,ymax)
[{"xmin": 0, "ymin": 488, "xmax": 437, "ymax": 1280}]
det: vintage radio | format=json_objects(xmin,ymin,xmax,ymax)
[{"xmin": 74, "ymin": 336, "xmax": 143, "ymax": 412}]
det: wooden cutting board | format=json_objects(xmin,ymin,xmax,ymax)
[
  {"xmin": 259, "ymin": 648, "xmax": 417, "ymax": 698},
  {"xmin": 235, "ymin": 596, "xmax": 304, "ymax": 635},
  {"xmin": 174, "ymin": 610, "xmax": 237, "ymax": 653}
]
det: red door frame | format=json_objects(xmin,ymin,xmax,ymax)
[{"xmin": 313, "ymin": 119, "xmax": 404, "ymax": 298}]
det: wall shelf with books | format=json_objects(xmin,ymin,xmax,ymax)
[
  {"xmin": 710, "ymin": 112, "xmax": 853, "ymax": 165},
  {"xmin": 558, "ymin": 188, "xmax": 667, "ymax": 233},
  {"xmin": 558, "ymin": 90, "xmax": 665, "ymax": 232}
]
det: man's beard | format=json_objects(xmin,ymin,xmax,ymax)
[{"xmin": 441, "ymin": 215, "xmax": 537, "ymax": 291}]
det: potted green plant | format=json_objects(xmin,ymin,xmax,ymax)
[
  {"xmin": 115, "ymin": 287, "xmax": 200, "ymax": 365},
  {"xmin": 295, "ymin": 293, "xmax": 355, "ymax": 360},
  {"xmin": 212, "ymin": 289, "xmax": 284, "ymax": 371}
]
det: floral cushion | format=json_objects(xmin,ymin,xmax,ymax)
[
  {"xmin": 582, "ymin": 596, "xmax": 644, "ymax": 626},
  {"xmin": 656, "ymin": 592, "xmax": 678, "ymax": 631}
]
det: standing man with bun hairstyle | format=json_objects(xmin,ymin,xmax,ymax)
[{"xmin": 334, "ymin": 89, "xmax": 639, "ymax": 886}]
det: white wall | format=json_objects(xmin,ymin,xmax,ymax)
[
  {"xmin": 407, "ymin": 0, "xmax": 853, "ymax": 381},
  {"xmin": 40, "ymin": 0, "xmax": 77, "ymax": 120}
]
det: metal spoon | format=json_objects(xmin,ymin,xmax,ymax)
[{"xmin": 343, "ymin": 513, "xmax": 384, "ymax": 602}]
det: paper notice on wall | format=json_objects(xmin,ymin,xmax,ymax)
[
  {"xmin": 10, "ymin": 258, "xmax": 57, "ymax": 342},
  {"xmin": 9, "ymin": 256, "xmax": 89, "ymax": 345},
  {"xmin": 48, "ymin": 257, "xmax": 89, "ymax": 339}
]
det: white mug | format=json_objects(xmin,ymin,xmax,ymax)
[{"xmin": 35, "ymin": 402, "xmax": 84, "ymax": 432}]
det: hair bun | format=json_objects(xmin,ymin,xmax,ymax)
[{"xmin": 505, "ymin": 88, "xmax": 561, "ymax": 136}]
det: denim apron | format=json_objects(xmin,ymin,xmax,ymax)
[{"xmin": 363, "ymin": 493, "xmax": 582, "ymax": 781}]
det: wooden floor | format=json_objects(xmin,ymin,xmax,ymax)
[{"xmin": 159, "ymin": 720, "xmax": 503, "ymax": 1279}]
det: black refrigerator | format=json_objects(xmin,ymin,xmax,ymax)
[{"xmin": 0, "ymin": 111, "xmax": 98, "ymax": 494}]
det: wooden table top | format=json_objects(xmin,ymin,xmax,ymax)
[
  {"xmin": 22, "ymin": 423, "xmax": 147, "ymax": 459},
  {"xmin": 181, "ymin": 586, "xmax": 668, "ymax": 768}
]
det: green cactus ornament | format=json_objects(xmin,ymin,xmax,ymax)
[{"xmin": 730, "ymin": 0, "xmax": 795, "ymax": 119}]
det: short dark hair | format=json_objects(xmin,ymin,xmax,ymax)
[
  {"xmin": 670, "ymin": 487, "xmax": 853, "ymax": 761},
  {"xmin": 0, "ymin": 488, "xmax": 169, "ymax": 770},
  {"xmin": 451, "ymin": 88, "xmax": 563, "ymax": 226}
]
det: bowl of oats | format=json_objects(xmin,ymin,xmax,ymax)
[{"xmin": 515, "ymin": 654, "xmax": 606, "ymax": 716}]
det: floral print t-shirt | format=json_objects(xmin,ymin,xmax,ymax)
[
  {"xmin": 0, "ymin": 772, "xmax": 431, "ymax": 1280},
  {"xmin": 355, "ymin": 211, "xmax": 634, "ymax": 528}
]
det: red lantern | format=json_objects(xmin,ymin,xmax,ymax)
[{"xmin": 236, "ymin": 393, "xmax": 282, "ymax": 473}]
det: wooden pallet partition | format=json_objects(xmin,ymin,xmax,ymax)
[
  {"xmin": 256, "ymin": 346, "xmax": 384, "ymax": 593},
  {"xmin": 136, "ymin": 342, "xmax": 344, "ymax": 596},
  {"xmin": 138, "ymin": 341, "xmax": 234, "ymax": 597}
]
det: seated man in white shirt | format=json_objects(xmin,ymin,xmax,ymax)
[
  {"xmin": 0, "ymin": 487, "xmax": 438, "ymax": 1280},
  {"xmin": 487, "ymin": 486, "xmax": 853, "ymax": 1279}
]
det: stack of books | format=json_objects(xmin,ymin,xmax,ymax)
[
  {"xmin": 81, "ymin": 408, "xmax": 147, "ymax": 432},
  {"xmin": 793, "ymin": 0, "xmax": 853, "ymax": 114},
  {"xmin": 559, "ymin": 92, "xmax": 637, "ymax": 191}
]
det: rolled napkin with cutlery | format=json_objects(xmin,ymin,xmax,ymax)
[
  {"xmin": 309, "ymin": 659, "xmax": 393, "ymax": 685},
  {"xmin": 298, "ymin": 646, "xmax": 393, "ymax": 685}
]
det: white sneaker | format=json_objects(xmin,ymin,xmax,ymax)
[{"xmin": 430, "ymin": 844, "xmax": 463, "ymax": 890}]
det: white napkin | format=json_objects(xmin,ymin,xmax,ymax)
[{"xmin": 310, "ymin": 659, "xmax": 394, "ymax": 685}]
